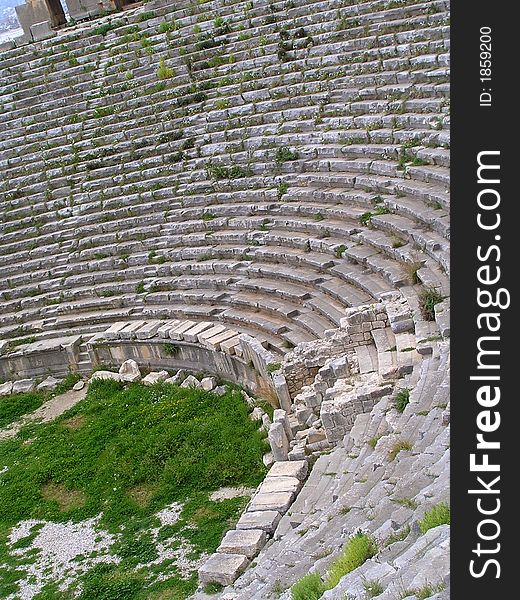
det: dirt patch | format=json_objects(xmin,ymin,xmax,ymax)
[
  {"xmin": 41, "ymin": 482, "xmax": 86, "ymax": 512},
  {"xmin": 128, "ymin": 483, "xmax": 156, "ymax": 508},
  {"xmin": 61, "ymin": 415, "xmax": 87, "ymax": 431},
  {"xmin": 209, "ymin": 486, "xmax": 256, "ymax": 501}
]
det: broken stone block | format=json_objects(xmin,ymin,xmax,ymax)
[
  {"xmin": 268, "ymin": 422, "xmax": 289, "ymax": 461},
  {"xmin": 119, "ymin": 359, "xmax": 141, "ymax": 383},
  {"xmin": 164, "ymin": 370, "xmax": 186, "ymax": 385},
  {"xmin": 36, "ymin": 376, "xmax": 59, "ymax": 392},
  {"xmin": 200, "ymin": 376, "xmax": 217, "ymax": 391},
  {"xmin": 271, "ymin": 372, "xmax": 292, "ymax": 412},
  {"xmin": 261, "ymin": 413, "xmax": 272, "ymax": 430},
  {"xmin": 307, "ymin": 427, "xmax": 326, "ymax": 444},
  {"xmin": 250, "ymin": 406, "xmax": 265, "ymax": 421},
  {"xmin": 273, "ymin": 408, "xmax": 293, "ymax": 441},
  {"xmin": 236, "ymin": 510, "xmax": 281, "ymax": 534},
  {"xmin": 142, "ymin": 371, "xmax": 169, "ymax": 385},
  {"xmin": 217, "ymin": 528, "xmax": 267, "ymax": 558},
  {"xmin": 12, "ymin": 379, "xmax": 36, "ymax": 394},
  {"xmin": 73, "ymin": 381, "xmax": 85, "ymax": 391},
  {"xmin": 90, "ymin": 371, "xmax": 121, "ymax": 383},
  {"xmin": 180, "ymin": 375, "xmax": 201, "ymax": 388},
  {"xmin": 262, "ymin": 452, "xmax": 275, "ymax": 468},
  {"xmin": 0, "ymin": 381, "xmax": 13, "ymax": 396},
  {"xmin": 199, "ymin": 553, "xmax": 250, "ymax": 586}
]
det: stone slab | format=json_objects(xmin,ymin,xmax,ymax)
[
  {"xmin": 217, "ymin": 528, "xmax": 267, "ymax": 558},
  {"xmin": 248, "ymin": 490, "xmax": 294, "ymax": 513},
  {"xmin": 236, "ymin": 510, "xmax": 281, "ymax": 534},
  {"xmin": 199, "ymin": 553, "xmax": 250, "ymax": 586},
  {"xmin": 268, "ymin": 460, "xmax": 308, "ymax": 481},
  {"xmin": 258, "ymin": 475, "xmax": 301, "ymax": 495}
]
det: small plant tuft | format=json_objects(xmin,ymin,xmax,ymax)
[
  {"xmin": 419, "ymin": 502, "xmax": 450, "ymax": 534},
  {"xmin": 419, "ymin": 288, "xmax": 444, "ymax": 321},
  {"xmin": 163, "ymin": 343, "xmax": 179, "ymax": 357},
  {"xmin": 388, "ymin": 440, "xmax": 413, "ymax": 461},
  {"xmin": 275, "ymin": 147, "xmax": 299, "ymax": 163},
  {"xmin": 291, "ymin": 572, "xmax": 325, "ymax": 600},
  {"xmin": 394, "ymin": 388, "xmax": 410, "ymax": 413}
]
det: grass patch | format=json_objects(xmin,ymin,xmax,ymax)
[
  {"xmin": 400, "ymin": 583, "xmax": 445, "ymax": 600},
  {"xmin": 157, "ymin": 57, "xmax": 174, "ymax": 80},
  {"xmin": 4, "ymin": 336, "xmax": 37, "ymax": 353},
  {"xmin": 291, "ymin": 572, "xmax": 325, "ymax": 600},
  {"xmin": 394, "ymin": 388, "xmax": 410, "ymax": 413},
  {"xmin": 393, "ymin": 497, "xmax": 418, "ymax": 510},
  {"xmin": 204, "ymin": 582, "xmax": 224, "ymax": 594},
  {"xmin": 291, "ymin": 532, "xmax": 377, "ymax": 598},
  {"xmin": 0, "ymin": 391, "xmax": 47, "ymax": 428},
  {"xmin": 277, "ymin": 181, "xmax": 289, "ymax": 199},
  {"xmin": 0, "ymin": 380, "xmax": 267, "ymax": 597},
  {"xmin": 54, "ymin": 372, "xmax": 81, "ymax": 395},
  {"xmin": 162, "ymin": 343, "xmax": 179, "ymax": 357},
  {"xmin": 0, "ymin": 380, "xmax": 266, "ymax": 529},
  {"xmin": 367, "ymin": 435, "xmax": 382, "ymax": 449},
  {"xmin": 419, "ymin": 502, "xmax": 450, "ymax": 534},
  {"xmin": 383, "ymin": 524, "xmax": 410, "ymax": 547},
  {"xmin": 325, "ymin": 531, "xmax": 377, "ymax": 589}
]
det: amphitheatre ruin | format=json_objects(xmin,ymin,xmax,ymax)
[{"xmin": 0, "ymin": 0, "xmax": 450, "ymax": 598}]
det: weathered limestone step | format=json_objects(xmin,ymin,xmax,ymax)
[
  {"xmin": 236, "ymin": 511, "xmax": 281, "ymax": 534},
  {"xmin": 198, "ymin": 553, "xmax": 250, "ymax": 587},
  {"xmin": 217, "ymin": 529, "xmax": 267, "ymax": 559}
]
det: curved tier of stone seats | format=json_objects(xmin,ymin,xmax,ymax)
[
  {"xmin": 0, "ymin": 0, "xmax": 450, "ymax": 356},
  {"xmin": 199, "ymin": 341, "xmax": 450, "ymax": 598},
  {"xmin": 0, "ymin": 1, "xmax": 450, "ymax": 597}
]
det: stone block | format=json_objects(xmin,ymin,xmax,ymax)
[
  {"xmin": 0, "ymin": 382, "xmax": 13, "ymax": 396},
  {"xmin": 268, "ymin": 460, "xmax": 308, "ymax": 481},
  {"xmin": 259, "ymin": 476, "xmax": 301, "ymax": 495},
  {"xmin": 236, "ymin": 510, "xmax": 281, "ymax": 534},
  {"xmin": 90, "ymin": 371, "xmax": 121, "ymax": 383},
  {"xmin": 142, "ymin": 370, "xmax": 169, "ymax": 385},
  {"xmin": 200, "ymin": 376, "xmax": 217, "ymax": 391},
  {"xmin": 182, "ymin": 321, "xmax": 213, "ymax": 342},
  {"xmin": 36, "ymin": 376, "xmax": 59, "ymax": 391},
  {"xmin": 199, "ymin": 553, "xmax": 250, "ymax": 586},
  {"xmin": 30, "ymin": 21, "xmax": 56, "ymax": 42},
  {"xmin": 268, "ymin": 422, "xmax": 289, "ymax": 461},
  {"xmin": 119, "ymin": 359, "xmax": 141, "ymax": 383},
  {"xmin": 12, "ymin": 379, "xmax": 35, "ymax": 393},
  {"xmin": 248, "ymin": 491, "xmax": 294, "ymax": 513},
  {"xmin": 217, "ymin": 528, "xmax": 266, "ymax": 558},
  {"xmin": 181, "ymin": 375, "xmax": 201, "ymax": 388},
  {"xmin": 169, "ymin": 320, "xmax": 196, "ymax": 340}
]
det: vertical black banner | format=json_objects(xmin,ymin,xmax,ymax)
[{"xmin": 452, "ymin": 1, "xmax": 516, "ymax": 597}]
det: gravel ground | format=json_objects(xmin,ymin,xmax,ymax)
[
  {"xmin": 7, "ymin": 517, "xmax": 117, "ymax": 600},
  {"xmin": 3, "ymin": 502, "xmax": 206, "ymax": 598}
]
